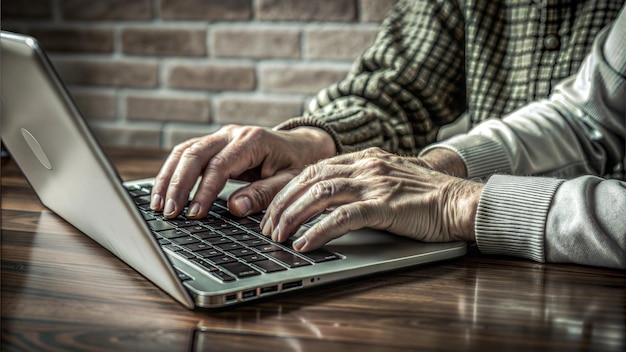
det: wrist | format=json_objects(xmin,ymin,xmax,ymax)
[
  {"xmin": 290, "ymin": 127, "xmax": 337, "ymax": 160},
  {"xmin": 445, "ymin": 179, "xmax": 483, "ymax": 242},
  {"xmin": 419, "ymin": 148, "xmax": 467, "ymax": 178}
]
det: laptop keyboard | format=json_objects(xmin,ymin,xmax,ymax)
[{"xmin": 125, "ymin": 183, "xmax": 342, "ymax": 283}]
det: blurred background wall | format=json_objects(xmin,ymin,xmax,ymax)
[{"xmin": 1, "ymin": 0, "xmax": 398, "ymax": 149}]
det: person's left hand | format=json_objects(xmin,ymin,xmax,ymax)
[{"xmin": 260, "ymin": 147, "xmax": 483, "ymax": 252}]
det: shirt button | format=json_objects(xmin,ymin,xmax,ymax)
[{"xmin": 544, "ymin": 35, "xmax": 560, "ymax": 50}]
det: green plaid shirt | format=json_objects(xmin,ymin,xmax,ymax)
[{"xmin": 277, "ymin": 0, "xmax": 624, "ymax": 155}]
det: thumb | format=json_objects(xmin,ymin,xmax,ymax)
[{"xmin": 228, "ymin": 170, "xmax": 298, "ymax": 217}]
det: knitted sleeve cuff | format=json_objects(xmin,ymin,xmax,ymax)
[
  {"xmin": 421, "ymin": 134, "xmax": 512, "ymax": 180},
  {"xmin": 475, "ymin": 175, "xmax": 564, "ymax": 262}
]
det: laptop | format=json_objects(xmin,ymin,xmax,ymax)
[{"xmin": 0, "ymin": 31, "xmax": 466, "ymax": 309}]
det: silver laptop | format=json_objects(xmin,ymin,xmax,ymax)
[{"xmin": 0, "ymin": 31, "xmax": 466, "ymax": 309}]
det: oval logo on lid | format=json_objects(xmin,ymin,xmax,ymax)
[{"xmin": 21, "ymin": 128, "xmax": 52, "ymax": 170}]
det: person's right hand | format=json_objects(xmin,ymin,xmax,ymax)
[{"xmin": 150, "ymin": 125, "xmax": 336, "ymax": 219}]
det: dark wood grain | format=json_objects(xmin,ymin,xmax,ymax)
[{"xmin": 2, "ymin": 148, "xmax": 625, "ymax": 352}]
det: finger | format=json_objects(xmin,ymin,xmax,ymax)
[
  {"xmin": 228, "ymin": 169, "xmax": 299, "ymax": 217},
  {"xmin": 272, "ymin": 178, "xmax": 361, "ymax": 243},
  {"xmin": 163, "ymin": 137, "xmax": 230, "ymax": 218},
  {"xmin": 261, "ymin": 163, "xmax": 353, "ymax": 238},
  {"xmin": 292, "ymin": 202, "xmax": 372, "ymax": 252},
  {"xmin": 151, "ymin": 138, "xmax": 200, "ymax": 212},
  {"xmin": 186, "ymin": 128, "xmax": 275, "ymax": 218}
]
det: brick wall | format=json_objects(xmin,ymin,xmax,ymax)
[{"xmin": 2, "ymin": 0, "xmax": 398, "ymax": 149}]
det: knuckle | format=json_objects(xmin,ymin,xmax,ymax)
[
  {"xmin": 333, "ymin": 206, "xmax": 354, "ymax": 228},
  {"xmin": 363, "ymin": 146, "xmax": 385, "ymax": 155},
  {"xmin": 311, "ymin": 180, "xmax": 336, "ymax": 201},
  {"xmin": 358, "ymin": 157, "xmax": 388, "ymax": 174},
  {"xmin": 171, "ymin": 141, "xmax": 190, "ymax": 155},
  {"xmin": 182, "ymin": 142, "xmax": 205, "ymax": 159},
  {"xmin": 235, "ymin": 125, "xmax": 266, "ymax": 141},
  {"xmin": 298, "ymin": 164, "xmax": 320, "ymax": 183},
  {"xmin": 153, "ymin": 173, "xmax": 170, "ymax": 186},
  {"xmin": 249, "ymin": 185, "xmax": 274, "ymax": 209},
  {"xmin": 279, "ymin": 211, "xmax": 298, "ymax": 229},
  {"xmin": 207, "ymin": 154, "xmax": 228, "ymax": 170}
]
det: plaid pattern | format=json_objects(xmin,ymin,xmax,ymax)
[{"xmin": 277, "ymin": 0, "xmax": 624, "ymax": 155}]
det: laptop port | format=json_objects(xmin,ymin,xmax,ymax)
[
  {"xmin": 260, "ymin": 285, "xmax": 278, "ymax": 295},
  {"xmin": 282, "ymin": 280, "xmax": 303, "ymax": 291},
  {"xmin": 225, "ymin": 294, "xmax": 237, "ymax": 303},
  {"xmin": 242, "ymin": 289, "xmax": 257, "ymax": 300}
]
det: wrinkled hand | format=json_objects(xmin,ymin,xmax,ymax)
[
  {"xmin": 151, "ymin": 125, "xmax": 336, "ymax": 219},
  {"xmin": 261, "ymin": 147, "xmax": 483, "ymax": 252}
]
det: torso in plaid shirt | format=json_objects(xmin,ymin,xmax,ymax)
[{"xmin": 277, "ymin": 0, "xmax": 624, "ymax": 155}]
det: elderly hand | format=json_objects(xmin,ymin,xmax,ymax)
[
  {"xmin": 261, "ymin": 147, "xmax": 483, "ymax": 252},
  {"xmin": 151, "ymin": 125, "xmax": 336, "ymax": 219}
]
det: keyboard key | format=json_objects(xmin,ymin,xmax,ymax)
[
  {"xmin": 221, "ymin": 227, "xmax": 246, "ymax": 236},
  {"xmin": 300, "ymin": 249, "xmax": 342, "ymax": 263},
  {"xmin": 252, "ymin": 260, "xmax": 287, "ymax": 273},
  {"xmin": 220, "ymin": 262, "xmax": 261, "ymax": 278},
  {"xmin": 242, "ymin": 238, "xmax": 269, "ymax": 247},
  {"xmin": 140, "ymin": 211, "xmax": 156, "ymax": 221},
  {"xmin": 234, "ymin": 217, "xmax": 259, "ymax": 226},
  {"xmin": 181, "ymin": 242, "xmax": 212, "ymax": 252},
  {"xmin": 239, "ymin": 222, "xmax": 263, "ymax": 230},
  {"xmin": 195, "ymin": 248, "xmax": 223, "ymax": 258},
  {"xmin": 208, "ymin": 255, "xmax": 237, "ymax": 265},
  {"xmin": 204, "ymin": 237, "xmax": 234, "ymax": 245},
  {"xmin": 229, "ymin": 233, "xmax": 257, "ymax": 241},
  {"xmin": 240, "ymin": 253, "xmax": 266, "ymax": 263},
  {"xmin": 183, "ymin": 225, "xmax": 210, "ymax": 234},
  {"xmin": 254, "ymin": 243, "xmax": 283, "ymax": 253},
  {"xmin": 226, "ymin": 248, "xmax": 256, "ymax": 257},
  {"xmin": 191, "ymin": 258, "xmax": 218, "ymax": 272},
  {"xmin": 168, "ymin": 218, "xmax": 196, "ymax": 227},
  {"xmin": 133, "ymin": 195, "xmax": 151, "ymax": 205},
  {"xmin": 163, "ymin": 244, "xmax": 181, "ymax": 252},
  {"xmin": 147, "ymin": 220, "xmax": 176, "ymax": 231},
  {"xmin": 215, "ymin": 242, "xmax": 244, "ymax": 251},
  {"xmin": 265, "ymin": 251, "xmax": 312, "ymax": 268},
  {"xmin": 194, "ymin": 230, "xmax": 220, "ymax": 240},
  {"xmin": 175, "ymin": 270, "xmax": 192, "ymax": 281},
  {"xmin": 216, "ymin": 223, "xmax": 236, "ymax": 231},
  {"xmin": 171, "ymin": 236, "xmax": 200, "ymax": 246},
  {"xmin": 158, "ymin": 238, "xmax": 171, "ymax": 245},
  {"xmin": 128, "ymin": 189, "xmax": 147, "ymax": 197},
  {"xmin": 156, "ymin": 229, "xmax": 188, "ymax": 239},
  {"xmin": 210, "ymin": 270, "xmax": 236, "ymax": 282},
  {"xmin": 198, "ymin": 216, "xmax": 221, "ymax": 226},
  {"xmin": 175, "ymin": 250, "xmax": 196, "ymax": 259}
]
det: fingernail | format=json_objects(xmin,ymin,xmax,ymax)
[
  {"xmin": 271, "ymin": 225, "xmax": 280, "ymax": 242},
  {"xmin": 293, "ymin": 235, "xmax": 306, "ymax": 251},
  {"xmin": 187, "ymin": 202, "xmax": 200, "ymax": 218},
  {"xmin": 164, "ymin": 198, "xmax": 176, "ymax": 216},
  {"xmin": 150, "ymin": 194, "xmax": 162, "ymax": 210},
  {"xmin": 261, "ymin": 216, "xmax": 272, "ymax": 236},
  {"xmin": 232, "ymin": 196, "xmax": 251, "ymax": 216}
]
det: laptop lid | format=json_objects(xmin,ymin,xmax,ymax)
[
  {"xmin": 1, "ymin": 31, "xmax": 467, "ymax": 310},
  {"xmin": 0, "ymin": 31, "xmax": 195, "ymax": 308}
]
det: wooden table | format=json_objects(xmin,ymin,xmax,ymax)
[{"xmin": 2, "ymin": 148, "xmax": 625, "ymax": 351}]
